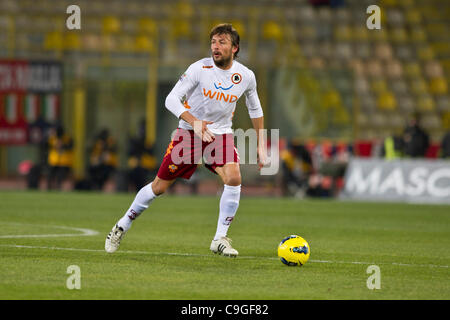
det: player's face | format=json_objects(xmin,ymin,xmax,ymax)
[{"xmin": 211, "ymin": 33, "xmax": 237, "ymax": 68}]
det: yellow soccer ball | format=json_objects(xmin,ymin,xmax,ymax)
[{"xmin": 278, "ymin": 235, "xmax": 310, "ymax": 266}]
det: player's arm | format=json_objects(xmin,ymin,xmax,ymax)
[
  {"xmin": 245, "ymin": 71, "xmax": 267, "ymax": 170},
  {"xmin": 180, "ymin": 111, "xmax": 214, "ymax": 143},
  {"xmin": 165, "ymin": 64, "xmax": 214, "ymax": 142},
  {"xmin": 251, "ymin": 116, "xmax": 268, "ymax": 170}
]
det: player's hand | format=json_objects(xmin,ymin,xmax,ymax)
[
  {"xmin": 257, "ymin": 144, "xmax": 270, "ymax": 170},
  {"xmin": 193, "ymin": 120, "xmax": 215, "ymax": 143}
]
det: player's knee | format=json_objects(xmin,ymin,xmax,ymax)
[
  {"xmin": 151, "ymin": 178, "xmax": 171, "ymax": 195},
  {"xmin": 224, "ymin": 174, "xmax": 241, "ymax": 186}
]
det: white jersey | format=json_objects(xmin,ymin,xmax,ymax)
[{"xmin": 165, "ymin": 57, "xmax": 264, "ymax": 134}]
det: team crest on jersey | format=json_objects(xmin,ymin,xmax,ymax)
[
  {"xmin": 231, "ymin": 73, "xmax": 242, "ymax": 84},
  {"xmin": 168, "ymin": 164, "xmax": 178, "ymax": 173}
]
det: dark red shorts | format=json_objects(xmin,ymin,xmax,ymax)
[{"xmin": 157, "ymin": 128, "xmax": 239, "ymax": 180}]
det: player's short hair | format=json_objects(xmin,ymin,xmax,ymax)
[{"xmin": 210, "ymin": 23, "xmax": 240, "ymax": 59}]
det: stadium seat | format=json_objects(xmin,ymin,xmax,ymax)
[
  {"xmin": 84, "ymin": 17, "xmax": 102, "ymax": 33},
  {"xmin": 123, "ymin": 1, "xmax": 140, "ymax": 16},
  {"xmin": 317, "ymin": 6, "xmax": 332, "ymax": 24},
  {"xmin": 175, "ymin": 0, "xmax": 195, "ymax": 19},
  {"xmin": 386, "ymin": 60, "xmax": 403, "ymax": 78},
  {"xmin": 371, "ymin": 111, "xmax": 389, "ymax": 128},
  {"xmin": 431, "ymin": 42, "xmax": 450, "ymax": 58},
  {"xmin": 375, "ymin": 43, "xmax": 393, "ymax": 60},
  {"xmin": 404, "ymin": 62, "xmax": 422, "ymax": 78},
  {"xmin": 44, "ymin": 31, "xmax": 63, "ymax": 51},
  {"xmin": 102, "ymin": 16, "xmax": 120, "ymax": 34},
  {"xmin": 322, "ymin": 89, "xmax": 342, "ymax": 109},
  {"xmin": 395, "ymin": 45, "xmax": 414, "ymax": 60},
  {"xmin": 335, "ymin": 43, "xmax": 352, "ymax": 61},
  {"xmin": 426, "ymin": 23, "xmax": 447, "ymax": 39},
  {"xmin": 360, "ymin": 94, "xmax": 377, "ymax": 112},
  {"xmin": 411, "ymin": 78, "xmax": 429, "ymax": 95},
  {"xmin": 371, "ymin": 28, "xmax": 388, "ymax": 42},
  {"xmin": 366, "ymin": 60, "xmax": 383, "ymax": 78},
  {"xmin": 298, "ymin": 5, "xmax": 316, "ymax": 23},
  {"xmin": 333, "ymin": 107, "xmax": 351, "ymax": 125},
  {"xmin": 82, "ymin": 34, "xmax": 101, "ymax": 51},
  {"xmin": 300, "ymin": 42, "xmax": 317, "ymax": 59},
  {"xmin": 317, "ymin": 41, "xmax": 332, "ymax": 59},
  {"xmin": 262, "ymin": 21, "xmax": 283, "ymax": 42},
  {"xmin": 417, "ymin": 94, "xmax": 436, "ymax": 112},
  {"xmin": 101, "ymin": 34, "xmax": 117, "ymax": 52},
  {"xmin": 355, "ymin": 76, "xmax": 370, "ymax": 94},
  {"xmin": 371, "ymin": 78, "xmax": 388, "ymax": 94},
  {"xmin": 356, "ymin": 112, "xmax": 369, "ymax": 127},
  {"xmin": 442, "ymin": 59, "xmax": 450, "ymax": 75},
  {"xmin": 386, "ymin": 9, "xmax": 404, "ymax": 26},
  {"xmin": 390, "ymin": 79, "xmax": 409, "ymax": 95},
  {"xmin": 396, "ymin": 94, "xmax": 416, "ymax": 113},
  {"xmin": 63, "ymin": 32, "xmax": 81, "ymax": 50},
  {"xmin": 436, "ymin": 96, "xmax": 450, "ymax": 112},
  {"xmin": 350, "ymin": 59, "xmax": 365, "ymax": 76},
  {"xmin": 138, "ymin": 18, "xmax": 158, "ymax": 36},
  {"xmin": 135, "ymin": 34, "xmax": 156, "ymax": 53},
  {"xmin": 170, "ymin": 19, "xmax": 192, "ymax": 39},
  {"xmin": 230, "ymin": 20, "xmax": 246, "ymax": 39},
  {"xmin": 121, "ymin": 19, "xmax": 137, "ymax": 34},
  {"xmin": 353, "ymin": 25, "xmax": 369, "ymax": 42},
  {"xmin": 417, "ymin": 46, "xmax": 435, "ymax": 60},
  {"xmin": 354, "ymin": 43, "xmax": 371, "ymax": 60},
  {"xmin": 410, "ymin": 27, "xmax": 427, "ymax": 43},
  {"xmin": 421, "ymin": 112, "xmax": 441, "ymax": 131},
  {"xmin": 309, "ymin": 57, "xmax": 326, "ymax": 70},
  {"xmin": 424, "ymin": 60, "xmax": 444, "ymax": 78},
  {"xmin": 429, "ymin": 77, "xmax": 448, "ymax": 95},
  {"xmin": 117, "ymin": 35, "xmax": 134, "ymax": 52},
  {"xmin": 377, "ymin": 91, "xmax": 397, "ymax": 110},
  {"xmin": 387, "ymin": 112, "xmax": 406, "ymax": 129},
  {"xmin": 405, "ymin": 10, "xmax": 422, "ymax": 26},
  {"xmin": 380, "ymin": 0, "xmax": 398, "ymax": 7},
  {"xmin": 335, "ymin": 74, "xmax": 352, "ymax": 93},
  {"xmin": 87, "ymin": 1, "xmax": 106, "ymax": 15},
  {"xmin": 390, "ymin": 27, "xmax": 408, "ymax": 44},
  {"xmin": 443, "ymin": 112, "xmax": 450, "ymax": 129},
  {"xmin": 335, "ymin": 8, "xmax": 351, "ymax": 24},
  {"xmin": 422, "ymin": 6, "xmax": 441, "ymax": 22},
  {"xmin": 298, "ymin": 25, "xmax": 317, "ymax": 41},
  {"xmin": 334, "ymin": 25, "xmax": 352, "ymax": 42}
]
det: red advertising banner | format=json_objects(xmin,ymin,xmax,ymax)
[{"xmin": 0, "ymin": 60, "xmax": 62, "ymax": 145}]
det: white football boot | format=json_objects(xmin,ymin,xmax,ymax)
[
  {"xmin": 210, "ymin": 237, "xmax": 238, "ymax": 257},
  {"xmin": 105, "ymin": 224, "xmax": 126, "ymax": 253}
]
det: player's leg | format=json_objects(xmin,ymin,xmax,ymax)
[
  {"xmin": 117, "ymin": 176, "xmax": 175, "ymax": 230},
  {"xmin": 106, "ymin": 128, "xmax": 198, "ymax": 253},
  {"xmin": 105, "ymin": 176, "xmax": 175, "ymax": 253},
  {"xmin": 210, "ymin": 162, "xmax": 241, "ymax": 257}
]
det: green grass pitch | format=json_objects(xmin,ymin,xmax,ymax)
[{"xmin": 0, "ymin": 190, "xmax": 448, "ymax": 300}]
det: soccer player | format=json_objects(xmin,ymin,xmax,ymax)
[{"xmin": 105, "ymin": 23, "xmax": 267, "ymax": 257}]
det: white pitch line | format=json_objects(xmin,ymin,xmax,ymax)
[
  {"xmin": 0, "ymin": 244, "xmax": 448, "ymax": 269},
  {"xmin": 0, "ymin": 223, "xmax": 99, "ymax": 239}
]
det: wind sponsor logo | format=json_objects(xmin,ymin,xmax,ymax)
[{"xmin": 203, "ymin": 88, "xmax": 238, "ymax": 103}]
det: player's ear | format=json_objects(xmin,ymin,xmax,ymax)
[{"xmin": 232, "ymin": 45, "xmax": 238, "ymax": 56}]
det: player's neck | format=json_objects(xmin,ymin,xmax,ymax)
[{"xmin": 213, "ymin": 58, "xmax": 234, "ymax": 70}]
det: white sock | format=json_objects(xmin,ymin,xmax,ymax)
[
  {"xmin": 117, "ymin": 182, "xmax": 158, "ymax": 231},
  {"xmin": 214, "ymin": 184, "xmax": 241, "ymax": 240}
]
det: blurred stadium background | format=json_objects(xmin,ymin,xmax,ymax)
[{"xmin": 0, "ymin": 0, "xmax": 449, "ymax": 200}]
